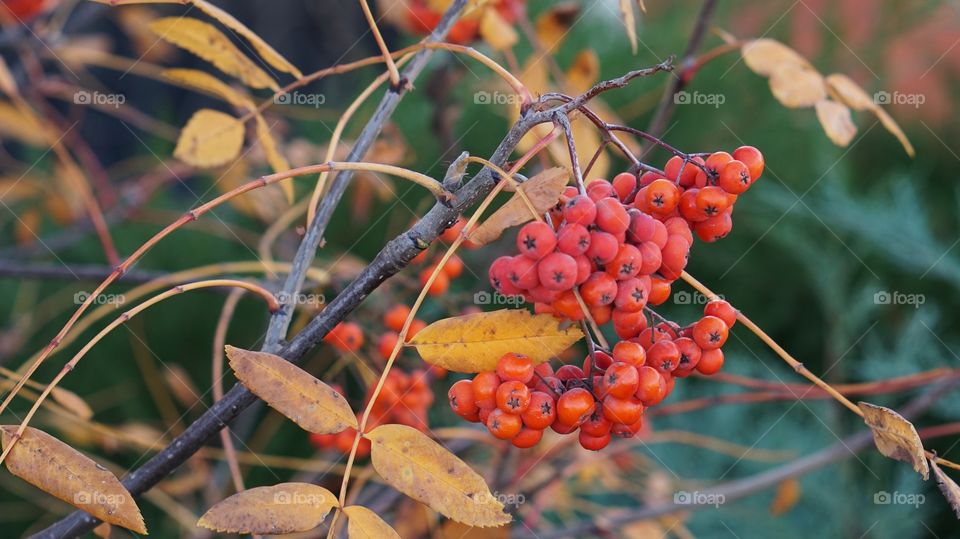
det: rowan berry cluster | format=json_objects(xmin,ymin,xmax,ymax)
[
  {"xmin": 311, "ymin": 368, "xmax": 434, "ymax": 457},
  {"xmin": 447, "ymin": 298, "xmax": 737, "ymax": 450}
]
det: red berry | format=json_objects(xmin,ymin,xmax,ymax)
[
  {"xmin": 647, "ymin": 339, "xmax": 681, "ymax": 373},
  {"xmin": 587, "ymin": 180, "xmax": 616, "ymax": 201},
  {"xmin": 585, "ymin": 231, "xmax": 619, "ymax": 265},
  {"xmin": 612, "ymin": 308, "xmax": 647, "ymax": 340},
  {"xmin": 612, "ymin": 340, "xmax": 646, "ymax": 366},
  {"xmin": 644, "ymin": 179, "xmax": 680, "ymax": 213},
  {"xmin": 507, "ymin": 255, "xmax": 539, "ymax": 289},
  {"xmin": 704, "ymin": 151, "xmax": 733, "ymax": 180},
  {"xmin": 557, "ymin": 387, "xmax": 596, "ymax": 426},
  {"xmin": 537, "ymin": 252, "xmax": 578, "ymax": 291},
  {"xmin": 555, "ymin": 364, "xmax": 585, "ymax": 381},
  {"xmin": 522, "ymin": 391, "xmax": 557, "ymax": 429},
  {"xmin": 694, "ymin": 211, "xmax": 733, "ymax": 242},
  {"xmin": 732, "ymin": 145, "xmax": 764, "ymax": 181},
  {"xmin": 614, "ymin": 277, "xmax": 649, "ymax": 312},
  {"xmin": 607, "ymin": 243, "xmax": 642, "ymax": 280},
  {"xmin": 697, "ymin": 348, "xmax": 725, "ymax": 375},
  {"xmin": 580, "ymin": 410, "xmax": 612, "ymax": 437},
  {"xmin": 448, "ymin": 380, "xmax": 478, "ymax": 417},
  {"xmin": 384, "ymin": 305, "xmax": 411, "ymax": 332},
  {"xmin": 486, "ymin": 409, "xmax": 522, "ymax": 439},
  {"xmin": 718, "ymin": 159, "xmax": 752, "ymax": 194},
  {"xmin": 693, "ymin": 315, "xmax": 729, "ymax": 350},
  {"xmin": 580, "ymin": 272, "xmax": 618, "ymax": 307},
  {"xmin": 627, "ymin": 209, "xmax": 657, "ymax": 243},
  {"xmin": 557, "ymin": 224, "xmax": 591, "ymax": 256},
  {"xmin": 602, "ymin": 395, "xmax": 643, "ymax": 425},
  {"xmin": 595, "ymin": 197, "xmax": 630, "ymax": 234},
  {"xmin": 704, "ymin": 299, "xmax": 738, "ymax": 328},
  {"xmin": 517, "ymin": 221, "xmax": 557, "ymax": 259},
  {"xmin": 511, "ymin": 427, "xmax": 543, "ymax": 448},
  {"xmin": 496, "ymin": 352, "xmax": 534, "ymax": 384},
  {"xmin": 612, "ymin": 172, "xmax": 637, "ymax": 201},
  {"xmin": 378, "ymin": 331, "xmax": 399, "ymax": 359},
  {"xmin": 695, "ymin": 186, "xmax": 731, "ymax": 217},
  {"xmin": 563, "ymin": 195, "xmax": 597, "ymax": 225},
  {"xmin": 603, "ymin": 362, "xmax": 640, "ymax": 398},
  {"xmin": 674, "ymin": 337, "xmax": 702, "ymax": 372},
  {"xmin": 637, "ymin": 241, "xmax": 662, "ymax": 275},
  {"xmin": 635, "ymin": 365, "xmax": 666, "ymax": 406},
  {"xmin": 472, "ymin": 371, "xmax": 501, "ymax": 409},
  {"xmin": 578, "ymin": 430, "xmax": 611, "ymax": 451},
  {"xmin": 496, "ymin": 380, "xmax": 532, "ymax": 414}
]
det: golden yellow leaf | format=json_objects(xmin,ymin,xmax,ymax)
[
  {"xmin": 535, "ymin": 3, "xmax": 580, "ymax": 52},
  {"xmin": 930, "ymin": 458, "xmax": 960, "ymax": 519},
  {"xmin": 566, "ymin": 50, "xmax": 599, "ymax": 94},
  {"xmin": 0, "ymin": 101, "xmax": 47, "ymax": 146},
  {"xmin": 344, "ymin": 505, "xmax": 401, "ymax": 539},
  {"xmin": 366, "ymin": 424, "xmax": 510, "ymax": 527},
  {"xmin": 1, "ymin": 426, "xmax": 146, "ymax": 534},
  {"xmin": 226, "ymin": 345, "xmax": 358, "ymax": 434},
  {"xmin": 859, "ymin": 401, "xmax": 929, "ymax": 480},
  {"xmin": 824, "ymin": 73, "xmax": 875, "ymax": 111},
  {"xmin": 161, "ymin": 68, "xmax": 250, "ymax": 108},
  {"xmin": 408, "ymin": 310, "xmax": 583, "ymax": 372},
  {"xmin": 174, "ymin": 108, "xmax": 245, "ymax": 168},
  {"xmin": 51, "ymin": 387, "xmax": 94, "ymax": 420},
  {"xmin": 442, "ymin": 519, "xmax": 511, "ymax": 538},
  {"xmin": 815, "ymin": 99, "xmax": 857, "ymax": 147},
  {"xmin": 875, "ymin": 107, "xmax": 915, "ymax": 158},
  {"xmin": 253, "ymin": 114, "xmax": 294, "ymax": 202},
  {"xmin": 191, "ymin": 0, "xmax": 303, "ymax": 79},
  {"xmin": 742, "ymin": 38, "xmax": 811, "ymax": 76},
  {"xmin": 768, "ymin": 64, "xmax": 826, "ymax": 108},
  {"xmin": 619, "ymin": 0, "xmax": 638, "ymax": 54},
  {"xmin": 769, "ymin": 478, "xmax": 800, "ymax": 515},
  {"xmin": 469, "ymin": 167, "xmax": 568, "ymax": 246},
  {"xmin": 480, "ymin": 8, "xmax": 517, "ymax": 51},
  {"xmin": 149, "ymin": 17, "xmax": 277, "ymax": 90},
  {"xmin": 198, "ymin": 482, "xmax": 338, "ymax": 534}
]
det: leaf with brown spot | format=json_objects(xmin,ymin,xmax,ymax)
[
  {"xmin": 197, "ymin": 482, "xmax": 338, "ymax": 534},
  {"xmin": 408, "ymin": 310, "xmax": 583, "ymax": 373},
  {"xmin": 742, "ymin": 38, "xmax": 811, "ymax": 76},
  {"xmin": 149, "ymin": 17, "xmax": 278, "ymax": 90},
  {"xmin": 367, "ymin": 424, "xmax": 510, "ymax": 527},
  {"xmin": 174, "ymin": 109, "xmax": 245, "ymax": 168},
  {"xmin": 226, "ymin": 345, "xmax": 357, "ymax": 434},
  {"xmin": 768, "ymin": 64, "xmax": 826, "ymax": 108},
  {"xmin": 1, "ymin": 426, "xmax": 146, "ymax": 534},
  {"xmin": 859, "ymin": 402, "xmax": 929, "ymax": 479},
  {"xmin": 815, "ymin": 99, "xmax": 857, "ymax": 147},
  {"xmin": 469, "ymin": 167, "xmax": 569, "ymax": 246},
  {"xmin": 930, "ymin": 457, "xmax": 960, "ymax": 519},
  {"xmin": 344, "ymin": 505, "xmax": 401, "ymax": 538}
]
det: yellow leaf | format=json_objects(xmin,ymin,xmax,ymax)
[
  {"xmin": 824, "ymin": 73, "xmax": 875, "ymax": 111},
  {"xmin": 51, "ymin": 387, "xmax": 94, "ymax": 420},
  {"xmin": 859, "ymin": 401, "xmax": 929, "ymax": 480},
  {"xmin": 408, "ymin": 310, "xmax": 583, "ymax": 373},
  {"xmin": 191, "ymin": 0, "xmax": 303, "ymax": 79},
  {"xmin": 469, "ymin": 167, "xmax": 569, "ymax": 246},
  {"xmin": 815, "ymin": 99, "xmax": 857, "ymax": 147},
  {"xmin": 566, "ymin": 50, "xmax": 599, "ymax": 94},
  {"xmin": 366, "ymin": 424, "xmax": 511, "ymax": 527},
  {"xmin": 161, "ymin": 68, "xmax": 250, "ymax": 108},
  {"xmin": 149, "ymin": 17, "xmax": 278, "ymax": 90},
  {"xmin": 0, "ymin": 101, "xmax": 47, "ymax": 146},
  {"xmin": 619, "ymin": 0, "xmax": 638, "ymax": 54},
  {"xmin": 768, "ymin": 64, "xmax": 826, "ymax": 108},
  {"xmin": 535, "ymin": 3, "xmax": 580, "ymax": 52},
  {"xmin": 253, "ymin": 114, "xmax": 294, "ymax": 202},
  {"xmin": 226, "ymin": 345, "xmax": 358, "ymax": 434},
  {"xmin": 442, "ymin": 519, "xmax": 511, "ymax": 538},
  {"xmin": 480, "ymin": 8, "xmax": 517, "ymax": 51},
  {"xmin": 1, "ymin": 426, "xmax": 146, "ymax": 534},
  {"xmin": 769, "ymin": 478, "xmax": 800, "ymax": 515},
  {"xmin": 174, "ymin": 108, "xmax": 245, "ymax": 168},
  {"xmin": 742, "ymin": 38, "xmax": 811, "ymax": 77},
  {"xmin": 930, "ymin": 458, "xmax": 960, "ymax": 520},
  {"xmin": 198, "ymin": 482, "xmax": 338, "ymax": 534},
  {"xmin": 344, "ymin": 505, "xmax": 401, "ymax": 539}
]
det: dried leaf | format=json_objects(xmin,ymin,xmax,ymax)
[
  {"xmin": 535, "ymin": 3, "xmax": 579, "ymax": 52},
  {"xmin": 815, "ymin": 99, "xmax": 857, "ymax": 147},
  {"xmin": 566, "ymin": 50, "xmax": 599, "ymax": 94},
  {"xmin": 875, "ymin": 107, "xmax": 916, "ymax": 158},
  {"xmin": 174, "ymin": 108, "xmax": 245, "ymax": 168},
  {"xmin": 742, "ymin": 38, "xmax": 811, "ymax": 76},
  {"xmin": 469, "ymin": 167, "xmax": 569, "ymax": 246},
  {"xmin": 344, "ymin": 505, "xmax": 401, "ymax": 538},
  {"xmin": 198, "ymin": 482, "xmax": 338, "ymax": 534},
  {"xmin": 619, "ymin": 0, "xmax": 637, "ymax": 54},
  {"xmin": 769, "ymin": 478, "xmax": 800, "ymax": 515},
  {"xmin": 929, "ymin": 457, "xmax": 960, "ymax": 519},
  {"xmin": 366, "ymin": 424, "xmax": 510, "ymax": 527},
  {"xmin": 1, "ymin": 426, "xmax": 146, "ymax": 534},
  {"xmin": 0, "ymin": 101, "xmax": 47, "ymax": 145},
  {"xmin": 51, "ymin": 387, "xmax": 94, "ymax": 420},
  {"xmin": 824, "ymin": 73, "xmax": 875, "ymax": 111},
  {"xmin": 191, "ymin": 0, "xmax": 303, "ymax": 79},
  {"xmin": 149, "ymin": 17, "xmax": 278, "ymax": 90},
  {"xmin": 442, "ymin": 520, "xmax": 510, "ymax": 538},
  {"xmin": 253, "ymin": 113, "xmax": 294, "ymax": 202},
  {"xmin": 479, "ymin": 8, "xmax": 517, "ymax": 51},
  {"xmin": 768, "ymin": 64, "xmax": 826, "ymax": 108},
  {"xmin": 408, "ymin": 310, "xmax": 583, "ymax": 372},
  {"xmin": 859, "ymin": 402, "xmax": 929, "ymax": 480},
  {"xmin": 92, "ymin": 522, "xmax": 111, "ymax": 539},
  {"xmin": 161, "ymin": 68, "xmax": 250, "ymax": 108},
  {"xmin": 226, "ymin": 345, "xmax": 357, "ymax": 434}
]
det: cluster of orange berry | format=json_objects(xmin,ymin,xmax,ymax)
[
  {"xmin": 448, "ymin": 298, "xmax": 737, "ymax": 450},
  {"xmin": 310, "ymin": 368, "xmax": 434, "ymax": 457}
]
